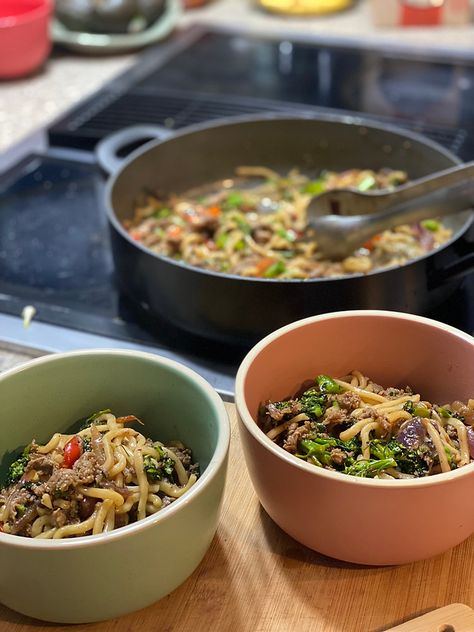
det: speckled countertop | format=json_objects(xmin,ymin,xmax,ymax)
[{"xmin": 1, "ymin": 0, "xmax": 474, "ymax": 157}]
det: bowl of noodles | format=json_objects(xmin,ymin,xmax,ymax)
[
  {"xmin": 235, "ymin": 310, "xmax": 474, "ymax": 566},
  {"xmin": 0, "ymin": 349, "xmax": 230, "ymax": 623}
]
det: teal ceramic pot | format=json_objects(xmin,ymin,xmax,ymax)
[{"xmin": 0, "ymin": 349, "xmax": 230, "ymax": 623}]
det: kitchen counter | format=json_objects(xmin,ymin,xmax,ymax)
[
  {"xmin": 2, "ymin": 345, "xmax": 474, "ymax": 632},
  {"xmin": 1, "ymin": 0, "xmax": 474, "ymax": 158}
]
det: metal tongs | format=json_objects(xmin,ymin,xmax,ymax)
[{"xmin": 307, "ymin": 161, "xmax": 474, "ymax": 259}]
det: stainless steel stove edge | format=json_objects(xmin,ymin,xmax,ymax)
[{"xmin": 0, "ymin": 313, "xmax": 235, "ymax": 402}]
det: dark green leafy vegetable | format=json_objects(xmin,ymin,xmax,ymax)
[
  {"xmin": 153, "ymin": 207, "xmax": 171, "ymax": 219},
  {"xmin": 298, "ymin": 437, "xmax": 339, "ymax": 467},
  {"xmin": 215, "ymin": 233, "xmax": 229, "ymax": 249},
  {"xmin": 143, "ymin": 447, "xmax": 176, "ymax": 481},
  {"xmin": 299, "ymin": 389, "xmax": 327, "ymax": 418},
  {"xmin": 370, "ymin": 439, "xmax": 427, "ymax": 476},
  {"xmin": 344, "ymin": 458, "xmax": 397, "ymax": 477},
  {"xmin": 143, "ymin": 455, "xmax": 162, "ymax": 481},
  {"xmin": 403, "ymin": 401, "xmax": 431, "ymax": 418},
  {"xmin": 277, "ymin": 228, "xmax": 296, "ymax": 242},
  {"xmin": 5, "ymin": 446, "xmax": 31, "ymax": 486},
  {"xmin": 316, "ymin": 374, "xmax": 343, "ymax": 394},
  {"xmin": 234, "ymin": 217, "xmax": 251, "ymax": 235},
  {"xmin": 263, "ymin": 261, "xmax": 287, "ymax": 278},
  {"xmin": 298, "ymin": 437, "xmax": 358, "ymax": 468},
  {"xmin": 224, "ymin": 192, "xmax": 244, "ymax": 209},
  {"xmin": 422, "ymin": 219, "xmax": 440, "ymax": 232},
  {"xmin": 156, "ymin": 446, "xmax": 175, "ymax": 476},
  {"xmin": 436, "ymin": 406, "xmax": 452, "ymax": 418}
]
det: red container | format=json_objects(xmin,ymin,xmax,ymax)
[{"xmin": 0, "ymin": 0, "xmax": 52, "ymax": 79}]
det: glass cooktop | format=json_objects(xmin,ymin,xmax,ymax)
[{"xmin": 1, "ymin": 25, "xmax": 473, "ymax": 398}]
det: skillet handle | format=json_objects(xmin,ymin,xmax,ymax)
[{"xmin": 95, "ymin": 125, "xmax": 174, "ymax": 175}]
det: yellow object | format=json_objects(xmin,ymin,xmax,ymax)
[{"xmin": 258, "ymin": 0, "xmax": 353, "ymax": 14}]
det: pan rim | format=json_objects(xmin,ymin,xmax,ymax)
[{"xmin": 104, "ymin": 111, "xmax": 473, "ymax": 285}]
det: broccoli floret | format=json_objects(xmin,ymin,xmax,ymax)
[
  {"xmin": 299, "ymin": 389, "xmax": 327, "ymax": 419},
  {"xmin": 5, "ymin": 446, "xmax": 31, "ymax": 486},
  {"xmin": 403, "ymin": 401, "xmax": 431, "ymax": 418},
  {"xmin": 298, "ymin": 437, "xmax": 339, "ymax": 467},
  {"xmin": 316, "ymin": 374, "xmax": 343, "ymax": 395},
  {"xmin": 143, "ymin": 455, "xmax": 162, "ymax": 481},
  {"xmin": 298, "ymin": 436, "xmax": 359, "ymax": 469},
  {"xmin": 273, "ymin": 400, "xmax": 293, "ymax": 411},
  {"xmin": 436, "ymin": 406, "xmax": 451, "ymax": 418},
  {"xmin": 143, "ymin": 448, "xmax": 176, "ymax": 482},
  {"xmin": 370, "ymin": 439, "xmax": 427, "ymax": 476},
  {"xmin": 344, "ymin": 458, "xmax": 397, "ymax": 478},
  {"xmin": 435, "ymin": 406, "xmax": 464, "ymax": 422},
  {"xmin": 156, "ymin": 446, "xmax": 175, "ymax": 476}
]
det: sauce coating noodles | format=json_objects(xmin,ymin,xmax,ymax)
[
  {"xmin": 0, "ymin": 411, "xmax": 198, "ymax": 538},
  {"xmin": 258, "ymin": 372, "xmax": 474, "ymax": 478},
  {"xmin": 125, "ymin": 167, "xmax": 451, "ymax": 279}
]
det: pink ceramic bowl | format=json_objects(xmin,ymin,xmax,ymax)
[
  {"xmin": 235, "ymin": 310, "xmax": 474, "ymax": 566},
  {"xmin": 0, "ymin": 0, "xmax": 52, "ymax": 79}
]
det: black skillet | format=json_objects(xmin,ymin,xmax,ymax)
[{"xmin": 96, "ymin": 113, "xmax": 474, "ymax": 346}]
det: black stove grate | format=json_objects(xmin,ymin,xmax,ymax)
[
  {"xmin": 48, "ymin": 30, "xmax": 474, "ymax": 158},
  {"xmin": 49, "ymin": 87, "xmax": 469, "ymax": 158}
]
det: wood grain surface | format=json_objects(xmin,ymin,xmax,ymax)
[
  {"xmin": 1, "ymin": 350, "xmax": 474, "ymax": 632},
  {"xmin": 386, "ymin": 603, "xmax": 474, "ymax": 631}
]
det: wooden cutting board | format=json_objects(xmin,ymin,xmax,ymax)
[{"xmin": 386, "ymin": 604, "xmax": 474, "ymax": 631}]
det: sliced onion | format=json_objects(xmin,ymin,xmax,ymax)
[{"xmin": 466, "ymin": 427, "xmax": 474, "ymax": 460}]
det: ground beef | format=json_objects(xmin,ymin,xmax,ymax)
[
  {"xmin": 337, "ymin": 391, "xmax": 361, "ymax": 412},
  {"xmin": 380, "ymin": 386, "xmax": 413, "ymax": 399},
  {"xmin": 252, "ymin": 226, "xmax": 273, "ymax": 244},
  {"xmin": 34, "ymin": 468, "xmax": 79, "ymax": 498},
  {"xmin": 445, "ymin": 425, "xmax": 458, "ymax": 440},
  {"xmin": 283, "ymin": 420, "xmax": 314, "ymax": 453},
  {"xmin": 451, "ymin": 402, "xmax": 474, "ymax": 426},
  {"xmin": 171, "ymin": 447, "xmax": 192, "ymax": 468},
  {"xmin": 323, "ymin": 407, "xmax": 351, "ymax": 428},
  {"xmin": 0, "ymin": 484, "xmax": 33, "ymax": 510},
  {"xmin": 358, "ymin": 407, "xmax": 391, "ymax": 437},
  {"xmin": 24, "ymin": 453, "xmax": 55, "ymax": 479},
  {"xmin": 73, "ymin": 452, "xmax": 100, "ymax": 485},
  {"xmin": 377, "ymin": 416, "xmax": 391, "ymax": 437},
  {"xmin": 369, "ymin": 382, "xmax": 385, "ymax": 394},
  {"xmin": 330, "ymin": 448, "xmax": 347, "ymax": 466},
  {"xmin": 266, "ymin": 399, "xmax": 302, "ymax": 423}
]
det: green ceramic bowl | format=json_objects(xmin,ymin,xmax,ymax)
[{"xmin": 0, "ymin": 349, "xmax": 230, "ymax": 623}]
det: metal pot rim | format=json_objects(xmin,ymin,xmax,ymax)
[{"xmin": 104, "ymin": 112, "xmax": 473, "ymax": 284}]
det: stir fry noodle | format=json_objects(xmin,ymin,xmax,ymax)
[
  {"xmin": 125, "ymin": 167, "xmax": 451, "ymax": 279},
  {"xmin": 0, "ymin": 410, "xmax": 198, "ymax": 538},
  {"xmin": 258, "ymin": 372, "xmax": 474, "ymax": 478}
]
